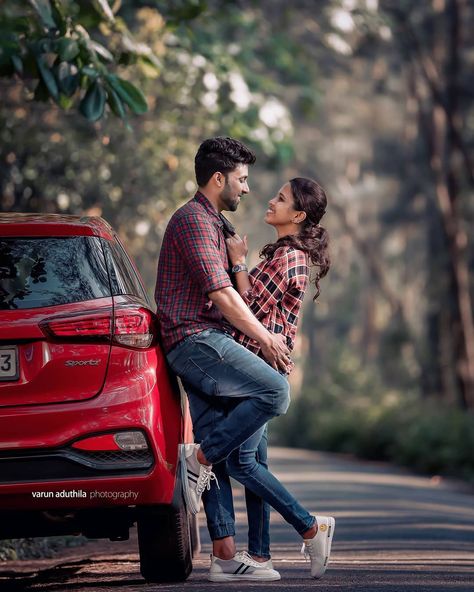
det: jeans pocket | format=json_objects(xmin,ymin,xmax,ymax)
[
  {"xmin": 192, "ymin": 333, "xmax": 226, "ymax": 363},
  {"xmin": 167, "ymin": 332, "xmax": 227, "ymax": 396}
]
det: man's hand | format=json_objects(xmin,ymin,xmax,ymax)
[{"xmin": 259, "ymin": 333, "xmax": 291, "ymax": 373}]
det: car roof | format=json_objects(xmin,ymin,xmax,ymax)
[{"xmin": 0, "ymin": 213, "xmax": 115, "ymax": 240}]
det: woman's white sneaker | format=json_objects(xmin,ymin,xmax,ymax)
[
  {"xmin": 301, "ymin": 515, "xmax": 335, "ymax": 579},
  {"xmin": 208, "ymin": 551, "xmax": 281, "ymax": 582}
]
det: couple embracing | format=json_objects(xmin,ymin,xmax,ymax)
[{"xmin": 154, "ymin": 136, "xmax": 334, "ymax": 582}]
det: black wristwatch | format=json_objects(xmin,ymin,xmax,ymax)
[{"xmin": 231, "ymin": 263, "xmax": 248, "ymax": 273}]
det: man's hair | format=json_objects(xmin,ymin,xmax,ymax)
[{"xmin": 195, "ymin": 137, "xmax": 256, "ymax": 187}]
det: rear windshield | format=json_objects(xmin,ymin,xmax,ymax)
[
  {"xmin": 102, "ymin": 239, "xmax": 148, "ymax": 302},
  {"xmin": 0, "ymin": 237, "xmax": 110, "ymax": 310}
]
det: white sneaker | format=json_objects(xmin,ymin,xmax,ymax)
[
  {"xmin": 252, "ymin": 558, "xmax": 274, "ymax": 569},
  {"xmin": 208, "ymin": 551, "xmax": 281, "ymax": 582},
  {"xmin": 179, "ymin": 443, "xmax": 219, "ymax": 514},
  {"xmin": 301, "ymin": 515, "xmax": 335, "ymax": 579}
]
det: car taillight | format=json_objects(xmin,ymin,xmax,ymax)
[
  {"xmin": 113, "ymin": 307, "xmax": 154, "ymax": 349},
  {"xmin": 41, "ymin": 306, "xmax": 155, "ymax": 349},
  {"xmin": 40, "ymin": 311, "xmax": 112, "ymax": 342}
]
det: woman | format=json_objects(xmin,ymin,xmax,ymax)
[{"xmin": 206, "ymin": 177, "xmax": 333, "ymax": 581}]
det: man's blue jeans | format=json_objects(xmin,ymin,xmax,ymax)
[
  {"xmin": 166, "ymin": 329, "xmax": 314, "ymax": 548},
  {"xmin": 166, "ymin": 329, "xmax": 290, "ymax": 466}
]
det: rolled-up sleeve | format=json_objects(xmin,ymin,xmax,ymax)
[{"xmin": 173, "ymin": 213, "xmax": 232, "ymax": 295}]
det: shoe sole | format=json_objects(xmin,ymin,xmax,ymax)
[
  {"xmin": 312, "ymin": 516, "xmax": 336, "ymax": 579},
  {"xmin": 208, "ymin": 573, "xmax": 281, "ymax": 582},
  {"xmin": 179, "ymin": 444, "xmax": 200, "ymax": 515}
]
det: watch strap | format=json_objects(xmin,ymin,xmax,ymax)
[{"xmin": 231, "ymin": 263, "xmax": 248, "ymax": 273}]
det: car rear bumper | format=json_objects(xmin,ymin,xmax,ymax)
[
  {"xmin": 0, "ymin": 470, "xmax": 175, "ymax": 511},
  {"xmin": 0, "ymin": 348, "xmax": 184, "ymax": 509}
]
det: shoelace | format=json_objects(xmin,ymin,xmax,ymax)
[
  {"xmin": 196, "ymin": 466, "xmax": 220, "ymax": 495},
  {"xmin": 234, "ymin": 551, "xmax": 266, "ymax": 569},
  {"xmin": 301, "ymin": 540, "xmax": 315, "ymax": 562}
]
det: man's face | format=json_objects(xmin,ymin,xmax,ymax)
[{"xmin": 218, "ymin": 164, "xmax": 249, "ymax": 212}]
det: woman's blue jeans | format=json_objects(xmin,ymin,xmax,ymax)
[{"xmin": 244, "ymin": 425, "xmax": 271, "ymax": 559}]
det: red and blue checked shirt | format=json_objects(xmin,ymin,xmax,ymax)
[
  {"xmin": 155, "ymin": 191, "xmax": 233, "ymax": 353},
  {"xmin": 233, "ymin": 246, "xmax": 309, "ymax": 371}
]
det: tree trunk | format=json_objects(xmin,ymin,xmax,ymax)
[
  {"xmin": 389, "ymin": 0, "xmax": 474, "ymax": 408},
  {"xmin": 429, "ymin": 0, "xmax": 474, "ymax": 408}
]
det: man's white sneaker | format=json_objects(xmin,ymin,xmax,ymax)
[
  {"xmin": 208, "ymin": 551, "xmax": 281, "ymax": 582},
  {"xmin": 252, "ymin": 558, "xmax": 274, "ymax": 569},
  {"xmin": 301, "ymin": 515, "xmax": 335, "ymax": 579},
  {"xmin": 179, "ymin": 443, "xmax": 219, "ymax": 514}
]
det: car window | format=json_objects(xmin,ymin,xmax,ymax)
[
  {"xmin": 102, "ymin": 238, "xmax": 148, "ymax": 302},
  {"xmin": 0, "ymin": 237, "xmax": 110, "ymax": 310}
]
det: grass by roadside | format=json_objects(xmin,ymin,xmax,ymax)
[{"xmin": 273, "ymin": 357, "xmax": 474, "ymax": 483}]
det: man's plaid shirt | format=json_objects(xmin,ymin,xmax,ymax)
[
  {"xmin": 154, "ymin": 191, "xmax": 233, "ymax": 353},
  {"xmin": 234, "ymin": 246, "xmax": 309, "ymax": 370}
]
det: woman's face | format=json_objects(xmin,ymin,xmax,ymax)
[{"xmin": 264, "ymin": 182, "xmax": 300, "ymax": 228}]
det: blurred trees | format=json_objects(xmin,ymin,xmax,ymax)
[
  {"xmin": 241, "ymin": 0, "xmax": 474, "ymax": 415},
  {"xmin": 371, "ymin": 0, "xmax": 474, "ymax": 409},
  {"xmin": 1, "ymin": 0, "xmax": 473, "ymax": 421},
  {"xmin": 0, "ymin": 0, "xmax": 294, "ymax": 287}
]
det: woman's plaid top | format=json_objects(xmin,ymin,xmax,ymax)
[
  {"xmin": 234, "ymin": 246, "xmax": 309, "ymax": 370},
  {"xmin": 154, "ymin": 191, "xmax": 233, "ymax": 353}
]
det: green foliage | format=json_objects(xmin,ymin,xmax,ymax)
[
  {"xmin": 79, "ymin": 79, "xmax": 106, "ymax": 121},
  {"xmin": 0, "ymin": 1, "xmax": 199, "ymax": 121},
  {"xmin": 106, "ymin": 75, "xmax": 147, "ymax": 114},
  {"xmin": 273, "ymin": 348, "xmax": 474, "ymax": 482}
]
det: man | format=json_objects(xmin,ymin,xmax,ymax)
[{"xmin": 155, "ymin": 137, "xmax": 290, "ymax": 581}]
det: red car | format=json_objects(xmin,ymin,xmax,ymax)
[{"xmin": 0, "ymin": 213, "xmax": 194, "ymax": 582}]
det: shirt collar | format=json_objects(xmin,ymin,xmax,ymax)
[{"xmin": 193, "ymin": 191, "xmax": 223, "ymax": 227}]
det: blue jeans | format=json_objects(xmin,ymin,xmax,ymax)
[
  {"xmin": 244, "ymin": 425, "xmax": 271, "ymax": 558},
  {"xmin": 227, "ymin": 426, "xmax": 315, "ymax": 537},
  {"xmin": 166, "ymin": 329, "xmax": 290, "ymax": 465},
  {"xmin": 167, "ymin": 329, "xmax": 314, "ymax": 547},
  {"xmin": 166, "ymin": 329, "xmax": 290, "ymax": 539}
]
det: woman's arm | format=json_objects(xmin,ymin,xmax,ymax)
[{"xmin": 225, "ymin": 234, "xmax": 252, "ymax": 296}]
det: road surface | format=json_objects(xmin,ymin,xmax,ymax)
[{"xmin": 1, "ymin": 447, "xmax": 473, "ymax": 591}]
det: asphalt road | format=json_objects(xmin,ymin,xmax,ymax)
[{"xmin": 2, "ymin": 447, "xmax": 473, "ymax": 591}]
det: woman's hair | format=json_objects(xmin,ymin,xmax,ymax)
[{"xmin": 260, "ymin": 177, "xmax": 330, "ymax": 300}]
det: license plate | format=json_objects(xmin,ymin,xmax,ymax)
[{"xmin": 0, "ymin": 347, "xmax": 19, "ymax": 381}]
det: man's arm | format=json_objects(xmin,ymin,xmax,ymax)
[{"xmin": 208, "ymin": 286, "xmax": 290, "ymax": 372}]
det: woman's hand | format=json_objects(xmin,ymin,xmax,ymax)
[{"xmin": 225, "ymin": 233, "xmax": 248, "ymax": 265}]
